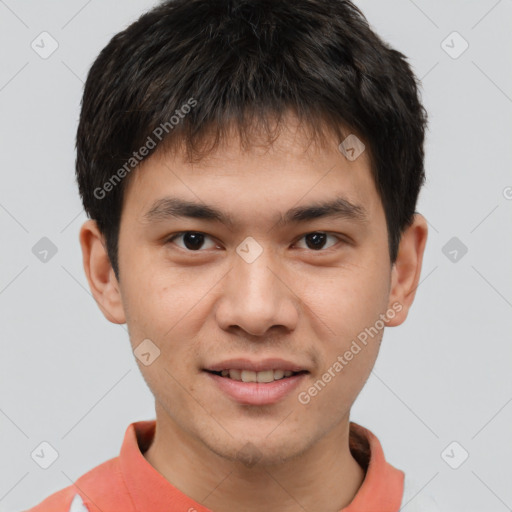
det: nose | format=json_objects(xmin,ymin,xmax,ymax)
[{"xmin": 215, "ymin": 245, "xmax": 299, "ymax": 337}]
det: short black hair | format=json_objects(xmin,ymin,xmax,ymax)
[{"xmin": 76, "ymin": 0, "xmax": 428, "ymax": 281}]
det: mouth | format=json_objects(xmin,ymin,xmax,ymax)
[
  {"xmin": 205, "ymin": 368, "xmax": 309, "ymax": 383},
  {"xmin": 203, "ymin": 363, "xmax": 310, "ymax": 405}
]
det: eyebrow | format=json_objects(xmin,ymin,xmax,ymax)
[{"xmin": 142, "ymin": 195, "xmax": 368, "ymax": 228}]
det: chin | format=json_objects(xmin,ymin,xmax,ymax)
[{"xmin": 204, "ymin": 430, "xmax": 311, "ymax": 468}]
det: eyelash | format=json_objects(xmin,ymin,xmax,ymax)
[{"xmin": 165, "ymin": 231, "xmax": 348, "ymax": 253}]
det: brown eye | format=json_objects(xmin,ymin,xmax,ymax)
[
  {"xmin": 168, "ymin": 232, "xmax": 217, "ymax": 251},
  {"xmin": 295, "ymin": 232, "xmax": 340, "ymax": 251}
]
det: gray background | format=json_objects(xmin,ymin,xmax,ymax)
[{"xmin": 1, "ymin": 0, "xmax": 511, "ymax": 511}]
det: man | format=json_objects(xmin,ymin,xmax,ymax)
[{"xmin": 25, "ymin": 0, "xmax": 437, "ymax": 510}]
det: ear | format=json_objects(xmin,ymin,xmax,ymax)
[
  {"xmin": 385, "ymin": 213, "xmax": 428, "ymax": 327},
  {"xmin": 79, "ymin": 219, "xmax": 126, "ymax": 324}
]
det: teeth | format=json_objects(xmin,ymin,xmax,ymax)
[
  {"xmin": 219, "ymin": 369, "xmax": 297, "ymax": 382},
  {"xmin": 256, "ymin": 370, "xmax": 274, "ymax": 383},
  {"xmin": 241, "ymin": 370, "xmax": 257, "ymax": 383},
  {"xmin": 229, "ymin": 369, "xmax": 241, "ymax": 380}
]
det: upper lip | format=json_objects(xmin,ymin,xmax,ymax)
[{"xmin": 205, "ymin": 358, "xmax": 308, "ymax": 373}]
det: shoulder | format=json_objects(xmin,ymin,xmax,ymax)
[
  {"xmin": 22, "ymin": 457, "xmax": 128, "ymax": 512},
  {"xmin": 22, "ymin": 487, "xmax": 88, "ymax": 512},
  {"xmin": 400, "ymin": 474, "xmax": 442, "ymax": 511}
]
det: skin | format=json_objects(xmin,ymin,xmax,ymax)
[{"xmin": 79, "ymin": 115, "xmax": 428, "ymax": 512}]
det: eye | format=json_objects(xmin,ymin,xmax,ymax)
[
  {"xmin": 166, "ymin": 231, "xmax": 218, "ymax": 251},
  {"xmin": 294, "ymin": 232, "xmax": 342, "ymax": 251},
  {"xmin": 166, "ymin": 231, "xmax": 346, "ymax": 253}
]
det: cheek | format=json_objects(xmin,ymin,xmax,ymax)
[
  {"xmin": 125, "ymin": 267, "xmax": 194, "ymax": 327},
  {"xmin": 127, "ymin": 273, "xmax": 213, "ymax": 366},
  {"xmin": 300, "ymin": 261, "xmax": 390, "ymax": 339}
]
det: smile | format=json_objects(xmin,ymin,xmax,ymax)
[
  {"xmin": 208, "ymin": 368, "xmax": 306, "ymax": 383},
  {"xmin": 204, "ymin": 370, "xmax": 308, "ymax": 405}
]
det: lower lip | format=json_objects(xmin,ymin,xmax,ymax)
[{"xmin": 205, "ymin": 371, "xmax": 307, "ymax": 405}]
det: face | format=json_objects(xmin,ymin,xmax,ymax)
[{"xmin": 81, "ymin": 116, "xmax": 427, "ymax": 467}]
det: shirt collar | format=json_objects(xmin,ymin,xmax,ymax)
[
  {"xmin": 343, "ymin": 422, "xmax": 404, "ymax": 511},
  {"xmin": 119, "ymin": 420, "xmax": 404, "ymax": 512}
]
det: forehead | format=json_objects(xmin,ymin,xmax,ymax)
[{"xmin": 121, "ymin": 118, "xmax": 381, "ymax": 228}]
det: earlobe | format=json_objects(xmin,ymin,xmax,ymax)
[
  {"xmin": 385, "ymin": 213, "xmax": 428, "ymax": 327},
  {"xmin": 79, "ymin": 219, "xmax": 126, "ymax": 324}
]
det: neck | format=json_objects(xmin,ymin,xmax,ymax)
[{"xmin": 143, "ymin": 410, "xmax": 365, "ymax": 512}]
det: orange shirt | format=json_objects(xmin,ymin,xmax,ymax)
[{"xmin": 24, "ymin": 420, "xmax": 407, "ymax": 512}]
